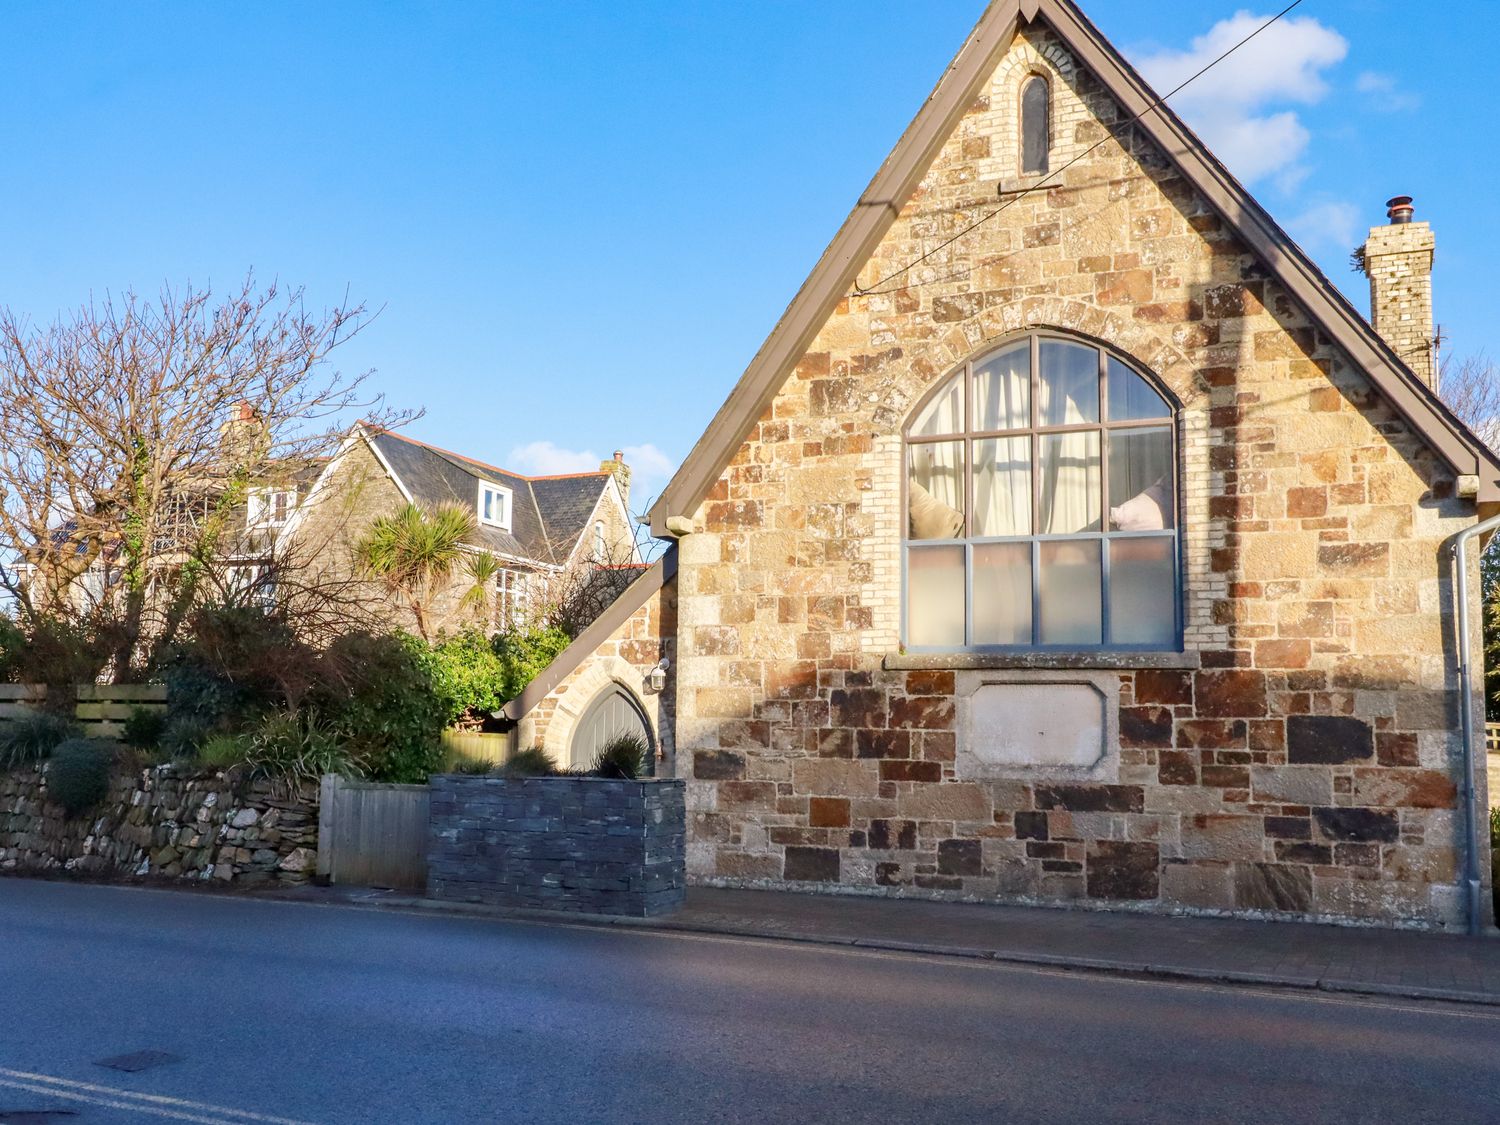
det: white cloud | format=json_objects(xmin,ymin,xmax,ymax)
[
  {"xmin": 1136, "ymin": 12, "xmax": 1348, "ymax": 186},
  {"xmin": 506, "ymin": 440, "xmax": 600, "ymax": 477},
  {"xmin": 1286, "ymin": 200, "xmax": 1360, "ymax": 254},
  {"xmin": 1356, "ymin": 71, "xmax": 1421, "ymax": 111},
  {"xmin": 506, "ymin": 439, "xmax": 677, "ymax": 512}
]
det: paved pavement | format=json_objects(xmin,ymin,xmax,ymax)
[
  {"xmin": 3, "ymin": 879, "xmax": 1500, "ymax": 1124},
  {"xmin": 289, "ymin": 881, "xmax": 1500, "ymax": 1007}
]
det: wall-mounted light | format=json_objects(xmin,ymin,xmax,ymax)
[{"xmin": 645, "ymin": 657, "xmax": 670, "ymax": 695}]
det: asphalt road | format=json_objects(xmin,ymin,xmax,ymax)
[{"xmin": 1, "ymin": 881, "xmax": 1498, "ymax": 1125}]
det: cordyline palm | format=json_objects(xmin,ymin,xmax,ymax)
[
  {"xmin": 459, "ymin": 550, "xmax": 501, "ymax": 626},
  {"xmin": 356, "ymin": 502, "xmax": 476, "ymax": 640}
]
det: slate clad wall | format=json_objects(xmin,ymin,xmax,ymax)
[{"xmin": 426, "ymin": 776, "xmax": 686, "ymax": 916}]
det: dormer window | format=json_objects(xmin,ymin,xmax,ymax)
[
  {"xmin": 247, "ymin": 487, "xmax": 296, "ymax": 530},
  {"xmin": 478, "ymin": 482, "xmax": 512, "ymax": 530},
  {"xmin": 1021, "ymin": 74, "xmax": 1050, "ymax": 176}
]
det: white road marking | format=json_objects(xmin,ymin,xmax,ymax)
[{"xmin": 0, "ymin": 1069, "xmax": 316, "ymax": 1125}]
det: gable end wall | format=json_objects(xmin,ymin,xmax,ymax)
[{"xmin": 668, "ymin": 27, "xmax": 1487, "ymax": 930}]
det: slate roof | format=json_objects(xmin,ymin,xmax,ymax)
[{"xmin": 366, "ymin": 430, "xmax": 614, "ymax": 565}]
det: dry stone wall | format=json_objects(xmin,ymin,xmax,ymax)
[{"xmin": 0, "ymin": 763, "xmax": 318, "ymax": 885}]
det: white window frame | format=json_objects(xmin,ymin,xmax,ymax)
[
  {"xmin": 247, "ymin": 487, "xmax": 297, "ymax": 530},
  {"xmin": 496, "ymin": 567, "xmax": 530, "ymax": 629},
  {"xmin": 478, "ymin": 482, "xmax": 512, "ymax": 531}
]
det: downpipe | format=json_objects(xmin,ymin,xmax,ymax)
[{"xmin": 1451, "ymin": 513, "xmax": 1500, "ymax": 936}]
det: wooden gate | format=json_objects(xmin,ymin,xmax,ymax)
[{"xmin": 317, "ymin": 776, "xmax": 430, "ymax": 890}]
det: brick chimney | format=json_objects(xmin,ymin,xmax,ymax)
[
  {"xmin": 1360, "ymin": 195, "xmax": 1437, "ymax": 390},
  {"xmin": 598, "ymin": 449, "xmax": 631, "ymax": 509}
]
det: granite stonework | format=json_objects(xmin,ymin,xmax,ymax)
[
  {"xmin": 508, "ymin": 22, "xmax": 1494, "ymax": 932},
  {"xmin": 0, "ymin": 763, "xmax": 318, "ymax": 884},
  {"xmin": 426, "ymin": 775, "xmax": 686, "ymax": 916}
]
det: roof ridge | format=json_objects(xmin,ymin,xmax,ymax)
[{"xmin": 371, "ymin": 428, "xmax": 613, "ymax": 485}]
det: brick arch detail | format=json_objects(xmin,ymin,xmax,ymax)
[
  {"xmin": 986, "ymin": 36, "xmax": 1080, "ymax": 181},
  {"xmin": 871, "ymin": 298, "xmax": 1203, "ymax": 433},
  {"xmin": 535, "ymin": 657, "xmax": 656, "ymax": 766}
]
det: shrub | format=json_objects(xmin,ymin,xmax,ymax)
[
  {"xmin": 453, "ymin": 755, "xmax": 497, "ymax": 776},
  {"xmin": 197, "ymin": 732, "xmax": 248, "ymax": 769},
  {"xmin": 121, "ymin": 706, "xmax": 169, "ymax": 751},
  {"xmin": 46, "ymin": 738, "xmax": 112, "ymax": 815},
  {"xmin": 424, "ymin": 629, "xmax": 508, "ymax": 727},
  {"xmin": 1491, "ymin": 806, "xmax": 1499, "ymax": 847},
  {"xmin": 492, "ymin": 625, "xmax": 572, "ymax": 701},
  {"xmin": 314, "ymin": 632, "xmax": 446, "ymax": 784},
  {"xmin": 160, "ymin": 716, "xmax": 212, "ymax": 762},
  {"xmin": 0, "ymin": 616, "xmax": 23, "ymax": 683},
  {"xmin": 238, "ymin": 711, "xmax": 361, "ymax": 794},
  {"xmin": 162, "ymin": 603, "xmax": 321, "ymax": 730},
  {"xmin": 1, "ymin": 711, "xmax": 82, "ymax": 769},
  {"xmin": 592, "ymin": 733, "xmax": 647, "ymax": 780},
  {"xmin": 499, "ymin": 746, "xmax": 558, "ymax": 778}
]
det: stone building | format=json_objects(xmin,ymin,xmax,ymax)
[
  {"xmin": 278, "ymin": 424, "xmax": 641, "ymax": 637},
  {"xmin": 508, "ymin": 0, "xmax": 1499, "ymax": 931}
]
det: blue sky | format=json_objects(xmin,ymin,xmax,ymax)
[{"xmin": 0, "ymin": 1, "xmax": 1492, "ymax": 510}]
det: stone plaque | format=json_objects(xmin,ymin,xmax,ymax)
[{"xmin": 963, "ymin": 680, "xmax": 1108, "ymax": 773}]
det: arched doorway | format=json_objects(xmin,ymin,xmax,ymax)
[{"xmin": 570, "ymin": 684, "xmax": 653, "ymax": 772}]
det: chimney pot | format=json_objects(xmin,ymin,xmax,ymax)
[{"xmin": 1386, "ymin": 195, "xmax": 1415, "ymax": 224}]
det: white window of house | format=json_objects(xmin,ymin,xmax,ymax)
[
  {"xmin": 478, "ymin": 482, "xmax": 512, "ymax": 530},
  {"xmin": 228, "ymin": 564, "xmax": 277, "ymax": 611},
  {"xmin": 247, "ymin": 488, "xmax": 296, "ymax": 530},
  {"xmin": 904, "ymin": 333, "xmax": 1179, "ymax": 652},
  {"xmin": 496, "ymin": 568, "xmax": 530, "ymax": 629},
  {"xmin": 593, "ymin": 520, "xmax": 606, "ymax": 561}
]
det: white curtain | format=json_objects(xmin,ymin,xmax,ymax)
[
  {"xmin": 908, "ymin": 443, "xmax": 964, "ymax": 540},
  {"xmin": 973, "ymin": 437, "xmax": 1030, "ymax": 537}
]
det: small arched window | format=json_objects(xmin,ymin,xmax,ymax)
[
  {"xmin": 904, "ymin": 334, "xmax": 1179, "ymax": 651},
  {"xmin": 1021, "ymin": 74, "xmax": 1051, "ymax": 176},
  {"xmin": 594, "ymin": 520, "xmax": 607, "ymax": 561}
]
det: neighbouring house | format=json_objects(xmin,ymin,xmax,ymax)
[
  {"xmin": 22, "ymin": 418, "xmax": 642, "ymax": 645},
  {"xmin": 278, "ymin": 424, "xmax": 642, "ymax": 637},
  {"xmin": 504, "ymin": 0, "xmax": 1498, "ymax": 932}
]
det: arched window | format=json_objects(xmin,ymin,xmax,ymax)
[
  {"xmin": 1021, "ymin": 74, "xmax": 1050, "ymax": 175},
  {"xmin": 904, "ymin": 333, "xmax": 1179, "ymax": 651}
]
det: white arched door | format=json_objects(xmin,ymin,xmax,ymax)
[{"xmin": 570, "ymin": 685, "xmax": 652, "ymax": 772}]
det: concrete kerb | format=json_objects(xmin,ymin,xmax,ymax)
[{"xmin": 265, "ymin": 886, "xmax": 1500, "ymax": 1010}]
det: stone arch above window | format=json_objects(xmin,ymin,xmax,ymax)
[
  {"xmin": 903, "ymin": 332, "xmax": 1181, "ymax": 652},
  {"xmin": 1020, "ymin": 73, "xmax": 1051, "ymax": 175}
]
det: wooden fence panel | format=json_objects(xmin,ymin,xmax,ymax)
[
  {"xmin": 0, "ymin": 683, "xmax": 166, "ymax": 739},
  {"xmin": 317, "ymin": 775, "xmax": 430, "ymax": 891}
]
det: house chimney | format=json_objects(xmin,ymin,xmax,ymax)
[
  {"xmin": 1360, "ymin": 195, "xmax": 1437, "ymax": 390},
  {"xmin": 599, "ymin": 449, "xmax": 631, "ymax": 509},
  {"xmin": 218, "ymin": 401, "xmax": 270, "ymax": 464}
]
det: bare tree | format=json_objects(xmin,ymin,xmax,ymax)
[
  {"xmin": 1439, "ymin": 352, "xmax": 1500, "ymax": 452},
  {"xmin": 0, "ymin": 277, "xmax": 408, "ymax": 677}
]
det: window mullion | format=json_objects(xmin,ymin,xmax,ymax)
[{"xmin": 1098, "ymin": 345, "xmax": 1111, "ymax": 645}]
